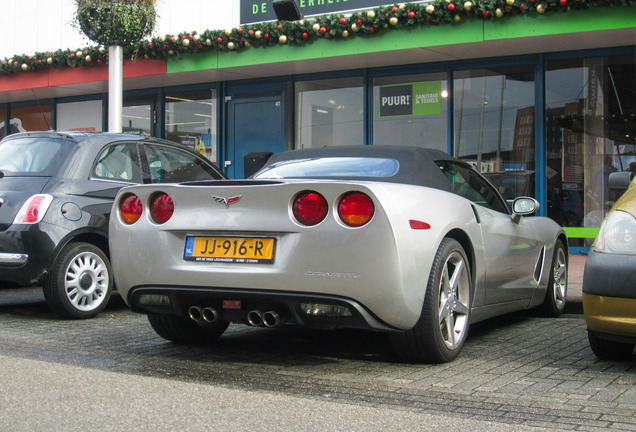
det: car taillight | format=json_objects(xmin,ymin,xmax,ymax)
[
  {"xmin": 338, "ymin": 192, "xmax": 374, "ymax": 227},
  {"xmin": 13, "ymin": 194, "xmax": 53, "ymax": 224},
  {"xmin": 149, "ymin": 193, "xmax": 174, "ymax": 224},
  {"xmin": 119, "ymin": 193, "xmax": 142, "ymax": 225},
  {"xmin": 293, "ymin": 191, "xmax": 328, "ymax": 226}
]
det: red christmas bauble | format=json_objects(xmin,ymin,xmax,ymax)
[
  {"xmin": 448, "ymin": 3, "xmax": 455, "ymax": 11},
  {"xmin": 560, "ymin": 0, "xmax": 566, "ymax": 4},
  {"xmin": 302, "ymin": 32, "xmax": 308, "ymax": 39},
  {"xmin": 392, "ymin": 6, "xmax": 398, "ymax": 11},
  {"xmin": 408, "ymin": 11, "xmax": 415, "ymax": 18},
  {"xmin": 483, "ymin": 10, "xmax": 490, "ymax": 17},
  {"xmin": 217, "ymin": 37, "xmax": 223, "ymax": 43},
  {"xmin": 278, "ymin": 24, "xmax": 282, "ymax": 30},
  {"xmin": 320, "ymin": 27, "xmax": 327, "ymax": 34},
  {"xmin": 340, "ymin": 17, "xmax": 347, "ymax": 24}
]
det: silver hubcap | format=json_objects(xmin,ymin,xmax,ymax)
[
  {"xmin": 552, "ymin": 248, "xmax": 567, "ymax": 310},
  {"xmin": 438, "ymin": 251, "xmax": 470, "ymax": 350},
  {"xmin": 64, "ymin": 252, "xmax": 109, "ymax": 312}
]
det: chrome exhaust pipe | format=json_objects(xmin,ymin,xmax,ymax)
[
  {"xmin": 202, "ymin": 307, "xmax": 219, "ymax": 323},
  {"xmin": 247, "ymin": 310, "xmax": 263, "ymax": 326},
  {"xmin": 188, "ymin": 306, "xmax": 203, "ymax": 321},
  {"xmin": 262, "ymin": 310, "xmax": 281, "ymax": 328}
]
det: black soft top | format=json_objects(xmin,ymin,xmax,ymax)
[{"xmin": 261, "ymin": 145, "xmax": 461, "ymax": 192}]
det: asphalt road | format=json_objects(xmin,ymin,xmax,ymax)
[{"xmin": 0, "ymin": 288, "xmax": 635, "ymax": 431}]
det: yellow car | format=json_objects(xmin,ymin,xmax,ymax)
[{"xmin": 583, "ymin": 171, "xmax": 636, "ymax": 360}]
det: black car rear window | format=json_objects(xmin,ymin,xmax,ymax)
[{"xmin": 0, "ymin": 137, "xmax": 73, "ymax": 176}]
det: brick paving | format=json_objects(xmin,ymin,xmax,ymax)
[{"xmin": 0, "ymin": 286, "xmax": 635, "ymax": 431}]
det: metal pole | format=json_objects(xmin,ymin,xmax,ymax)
[{"xmin": 108, "ymin": 45, "xmax": 123, "ymax": 133}]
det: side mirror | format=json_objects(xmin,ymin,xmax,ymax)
[
  {"xmin": 609, "ymin": 171, "xmax": 633, "ymax": 193},
  {"xmin": 512, "ymin": 197, "xmax": 540, "ymax": 223}
]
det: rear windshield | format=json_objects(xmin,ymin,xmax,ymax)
[
  {"xmin": 0, "ymin": 137, "xmax": 73, "ymax": 176},
  {"xmin": 254, "ymin": 157, "xmax": 399, "ymax": 179}
]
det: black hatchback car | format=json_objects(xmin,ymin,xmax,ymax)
[{"xmin": 0, "ymin": 131, "xmax": 226, "ymax": 319}]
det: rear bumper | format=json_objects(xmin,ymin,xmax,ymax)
[
  {"xmin": 0, "ymin": 226, "xmax": 57, "ymax": 287},
  {"xmin": 128, "ymin": 285, "xmax": 399, "ymax": 332},
  {"xmin": 0, "ymin": 253, "xmax": 28, "ymax": 266}
]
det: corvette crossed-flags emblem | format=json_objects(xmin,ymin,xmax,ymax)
[{"xmin": 212, "ymin": 195, "xmax": 241, "ymax": 208}]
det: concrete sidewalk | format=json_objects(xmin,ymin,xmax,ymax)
[{"xmin": 565, "ymin": 253, "xmax": 585, "ymax": 314}]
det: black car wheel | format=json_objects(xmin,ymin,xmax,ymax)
[
  {"xmin": 540, "ymin": 239, "xmax": 567, "ymax": 317},
  {"xmin": 588, "ymin": 330, "xmax": 635, "ymax": 360},
  {"xmin": 390, "ymin": 238, "xmax": 471, "ymax": 363},
  {"xmin": 43, "ymin": 242, "xmax": 113, "ymax": 319},
  {"xmin": 147, "ymin": 314, "xmax": 229, "ymax": 344}
]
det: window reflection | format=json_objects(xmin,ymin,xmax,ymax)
[
  {"xmin": 295, "ymin": 77, "xmax": 363, "ymax": 148},
  {"xmin": 547, "ymin": 56, "xmax": 636, "ymax": 245}
]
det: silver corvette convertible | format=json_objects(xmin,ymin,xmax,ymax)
[{"xmin": 109, "ymin": 146, "xmax": 568, "ymax": 363}]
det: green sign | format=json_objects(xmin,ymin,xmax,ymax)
[{"xmin": 379, "ymin": 81, "xmax": 442, "ymax": 118}]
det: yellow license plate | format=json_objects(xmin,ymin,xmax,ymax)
[{"xmin": 184, "ymin": 236, "xmax": 275, "ymax": 264}]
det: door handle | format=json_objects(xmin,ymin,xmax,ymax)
[{"xmin": 224, "ymin": 161, "xmax": 232, "ymax": 168}]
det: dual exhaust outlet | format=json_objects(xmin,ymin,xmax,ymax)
[
  {"xmin": 188, "ymin": 306, "xmax": 282, "ymax": 327},
  {"xmin": 247, "ymin": 310, "xmax": 281, "ymax": 328}
]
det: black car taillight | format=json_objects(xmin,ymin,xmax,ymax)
[
  {"xmin": 119, "ymin": 193, "xmax": 142, "ymax": 225},
  {"xmin": 293, "ymin": 191, "xmax": 328, "ymax": 226},
  {"xmin": 13, "ymin": 194, "xmax": 53, "ymax": 224},
  {"xmin": 149, "ymin": 193, "xmax": 174, "ymax": 224},
  {"xmin": 338, "ymin": 192, "xmax": 374, "ymax": 227}
]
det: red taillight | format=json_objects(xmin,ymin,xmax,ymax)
[
  {"xmin": 149, "ymin": 193, "xmax": 174, "ymax": 224},
  {"xmin": 293, "ymin": 191, "xmax": 328, "ymax": 226},
  {"xmin": 119, "ymin": 193, "xmax": 142, "ymax": 225},
  {"xmin": 338, "ymin": 192, "xmax": 374, "ymax": 227},
  {"xmin": 14, "ymin": 194, "xmax": 53, "ymax": 224}
]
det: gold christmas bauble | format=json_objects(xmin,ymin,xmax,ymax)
[
  {"xmin": 426, "ymin": 4, "xmax": 435, "ymax": 13},
  {"xmin": 342, "ymin": 30, "xmax": 349, "ymax": 38},
  {"xmin": 313, "ymin": 23, "xmax": 320, "ymax": 32},
  {"xmin": 351, "ymin": 23, "xmax": 359, "ymax": 32},
  {"xmin": 255, "ymin": 30, "xmax": 262, "ymax": 39},
  {"xmin": 367, "ymin": 10, "xmax": 376, "ymax": 18},
  {"xmin": 228, "ymin": 42, "xmax": 235, "ymax": 50},
  {"xmin": 182, "ymin": 38, "xmax": 190, "ymax": 47},
  {"xmin": 464, "ymin": 1, "xmax": 472, "ymax": 10},
  {"xmin": 390, "ymin": 17, "xmax": 398, "ymax": 25},
  {"xmin": 279, "ymin": 35, "xmax": 287, "ymax": 44},
  {"xmin": 495, "ymin": 8, "xmax": 504, "ymax": 17}
]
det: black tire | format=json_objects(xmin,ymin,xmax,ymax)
[
  {"xmin": 390, "ymin": 238, "xmax": 471, "ymax": 363},
  {"xmin": 541, "ymin": 239, "xmax": 567, "ymax": 317},
  {"xmin": 43, "ymin": 242, "xmax": 113, "ymax": 319},
  {"xmin": 147, "ymin": 314, "xmax": 229, "ymax": 345},
  {"xmin": 588, "ymin": 330, "xmax": 635, "ymax": 360}
]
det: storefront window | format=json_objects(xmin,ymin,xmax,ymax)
[
  {"xmin": 10, "ymin": 104, "xmax": 52, "ymax": 132},
  {"xmin": 123, "ymin": 96, "xmax": 154, "ymax": 137},
  {"xmin": 295, "ymin": 77, "xmax": 363, "ymax": 148},
  {"xmin": 57, "ymin": 100, "xmax": 103, "ymax": 132},
  {"xmin": 373, "ymin": 73, "xmax": 448, "ymax": 151},
  {"xmin": 0, "ymin": 109, "xmax": 5, "ymax": 138},
  {"xmin": 454, "ymin": 66, "xmax": 536, "ymax": 209},
  {"xmin": 165, "ymin": 89, "xmax": 217, "ymax": 163},
  {"xmin": 546, "ymin": 56, "xmax": 636, "ymax": 241}
]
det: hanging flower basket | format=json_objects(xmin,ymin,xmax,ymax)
[{"xmin": 75, "ymin": 0, "xmax": 156, "ymax": 46}]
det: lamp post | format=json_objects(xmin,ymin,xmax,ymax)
[{"xmin": 75, "ymin": 0, "xmax": 156, "ymax": 133}]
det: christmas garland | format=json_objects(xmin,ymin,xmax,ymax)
[{"xmin": 1, "ymin": 0, "xmax": 633, "ymax": 76}]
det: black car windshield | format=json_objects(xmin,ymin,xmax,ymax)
[
  {"xmin": 254, "ymin": 157, "xmax": 399, "ymax": 179},
  {"xmin": 0, "ymin": 137, "xmax": 73, "ymax": 176}
]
